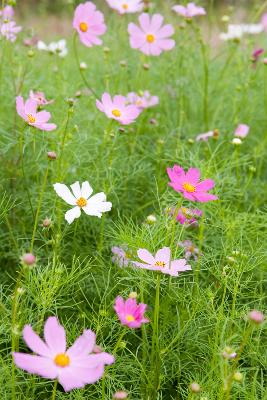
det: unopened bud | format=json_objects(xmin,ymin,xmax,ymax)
[
  {"xmin": 129, "ymin": 291, "xmax": 137, "ymax": 299},
  {"xmin": 143, "ymin": 63, "xmax": 150, "ymax": 70},
  {"xmin": 190, "ymin": 382, "xmax": 201, "ymax": 393},
  {"xmin": 47, "ymin": 151, "xmax": 57, "ymax": 160},
  {"xmin": 233, "ymin": 372, "xmax": 243, "ymax": 382},
  {"xmin": 79, "ymin": 62, "xmax": 87, "ymax": 70},
  {"xmin": 113, "ymin": 391, "xmax": 128, "ymax": 399},
  {"xmin": 248, "ymin": 310, "xmax": 264, "ymax": 324},
  {"xmin": 42, "ymin": 217, "xmax": 52, "ymax": 228},
  {"xmin": 232, "ymin": 138, "xmax": 242, "ymax": 145},
  {"xmin": 21, "ymin": 253, "xmax": 36, "ymax": 266}
]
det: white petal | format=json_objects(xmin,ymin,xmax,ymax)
[
  {"xmin": 83, "ymin": 198, "xmax": 112, "ymax": 218},
  {"xmin": 88, "ymin": 192, "xmax": 106, "ymax": 203},
  {"xmin": 65, "ymin": 207, "xmax": 81, "ymax": 224},
  {"xmin": 70, "ymin": 181, "xmax": 81, "ymax": 199},
  {"xmin": 53, "ymin": 183, "xmax": 77, "ymax": 205},
  {"xmin": 81, "ymin": 181, "xmax": 93, "ymax": 199}
]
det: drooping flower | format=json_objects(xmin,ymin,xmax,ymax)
[
  {"xmin": 106, "ymin": 0, "xmax": 143, "ymax": 14},
  {"xmin": 176, "ymin": 207, "xmax": 202, "ymax": 226},
  {"xmin": 126, "ymin": 91, "xmax": 159, "ymax": 109},
  {"xmin": 172, "ymin": 3, "xmax": 206, "ymax": 18},
  {"xmin": 111, "ymin": 246, "xmax": 130, "ymax": 267},
  {"xmin": 73, "ymin": 2, "xmax": 106, "ymax": 47},
  {"xmin": 234, "ymin": 124, "xmax": 249, "ymax": 138},
  {"xmin": 196, "ymin": 129, "xmax": 219, "ymax": 142},
  {"xmin": 13, "ymin": 317, "xmax": 114, "ymax": 392},
  {"xmin": 37, "ymin": 39, "xmax": 68, "ymax": 57},
  {"xmin": 128, "ymin": 13, "xmax": 175, "ymax": 56},
  {"xmin": 178, "ymin": 240, "xmax": 200, "ymax": 261},
  {"xmin": 167, "ymin": 165, "xmax": 218, "ymax": 202},
  {"xmin": 133, "ymin": 247, "xmax": 191, "ymax": 276},
  {"xmin": 16, "ymin": 96, "xmax": 57, "ymax": 131},
  {"xmin": 53, "ymin": 181, "xmax": 112, "ymax": 224},
  {"xmin": 114, "ymin": 296, "xmax": 149, "ymax": 328},
  {"xmin": 1, "ymin": 20, "xmax": 21, "ymax": 42},
  {"xmin": 96, "ymin": 93, "xmax": 141, "ymax": 125},
  {"xmin": 219, "ymin": 24, "xmax": 263, "ymax": 41},
  {"xmin": 29, "ymin": 90, "xmax": 54, "ymax": 106}
]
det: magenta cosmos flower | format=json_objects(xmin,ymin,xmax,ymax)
[
  {"xmin": 127, "ymin": 91, "xmax": 159, "ymax": 109},
  {"xmin": 133, "ymin": 246, "xmax": 191, "ymax": 277},
  {"xmin": 73, "ymin": 2, "xmax": 106, "ymax": 47},
  {"xmin": 172, "ymin": 3, "xmax": 206, "ymax": 18},
  {"xmin": 106, "ymin": 0, "xmax": 143, "ymax": 14},
  {"xmin": 176, "ymin": 207, "xmax": 202, "ymax": 226},
  {"xmin": 234, "ymin": 124, "xmax": 249, "ymax": 138},
  {"xmin": 167, "ymin": 165, "xmax": 218, "ymax": 202},
  {"xmin": 128, "ymin": 13, "xmax": 175, "ymax": 56},
  {"xmin": 13, "ymin": 317, "xmax": 114, "ymax": 392},
  {"xmin": 96, "ymin": 93, "xmax": 141, "ymax": 125},
  {"xmin": 16, "ymin": 96, "xmax": 57, "ymax": 131},
  {"xmin": 114, "ymin": 296, "xmax": 149, "ymax": 328}
]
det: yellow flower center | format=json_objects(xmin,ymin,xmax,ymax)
[
  {"xmin": 79, "ymin": 22, "xmax": 88, "ymax": 32},
  {"xmin": 146, "ymin": 34, "xmax": 155, "ymax": 43},
  {"xmin": 112, "ymin": 109, "xmax": 122, "ymax": 117},
  {"xmin": 155, "ymin": 261, "xmax": 166, "ymax": 268},
  {"xmin": 136, "ymin": 99, "xmax": 143, "ymax": 106},
  {"xmin": 122, "ymin": 3, "xmax": 128, "ymax": 9},
  {"xmin": 76, "ymin": 197, "xmax": 87, "ymax": 207},
  {"xmin": 54, "ymin": 353, "xmax": 70, "ymax": 367},
  {"xmin": 27, "ymin": 114, "xmax": 36, "ymax": 124},
  {"xmin": 126, "ymin": 314, "xmax": 135, "ymax": 322},
  {"xmin": 182, "ymin": 182, "xmax": 196, "ymax": 193}
]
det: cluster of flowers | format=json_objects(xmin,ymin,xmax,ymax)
[{"xmin": 0, "ymin": 5, "xmax": 21, "ymax": 41}]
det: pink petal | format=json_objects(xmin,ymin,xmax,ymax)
[
  {"xmin": 137, "ymin": 248, "xmax": 155, "ymax": 265},
  {"xmin": 150, "ymin": 14, "xmax": 164, "ymax": 32},
  {"xmin": 44, "ymin": 317, "xmax": 66, "ymax": 355},
  {"xmin": 193, "ymin": 192, "xmax": 218, "ymax": 202},
  {"xmin": 157, "ymin": 38, "xmax": 175, "ymax": 51},
  {"xmin": 196, "ymin": 179, "xmax": 215, "ymax": 191},
  {"xmin": 13, "ymin": 353, "xmax": 58, "ymax": 379},
  {"xmin": 149, "ymin": 43, "xmax": 162, "ymax": 56},
  {"xmin": 170, "ymin": 259, "xmax": 192, "ymax": 272},
  {"xmin": 35, "ymin": 110, "xmax": 51, "ymax": 124},
  {"xmin": 35, "ymin": 123, "xmax": 57, "ymax": 131},
  {"xmin": 128, "ymin": 22, "xmax": 144, "ymax": 38},
  {"xmin": 58, "ymin": 364, "xmax": 104, "ymax": 391},
  {"xmin": 138, "ymin": 13, "xmax": 151, "ymax": 31},
  {"xmin": 155, "ymin": 247, "xmax": 171, "ymax": 265},
  {"xmin": 67, "ymin": 330, "xmax": 96, "ymax": 358},
  {"xmin": 23, "ymin": 325, "xmax": 52, "ymax": 357},
  {"xmin": 185, "ymin": 168, "xmax": 201, "ymax": 184},
  {"xmin": 24, "ymin": 98, "xmax": 37, "ymax": 115},
  {"xmin": 156, "ymin": 24, "xmax": 174, "ymax": 39}
]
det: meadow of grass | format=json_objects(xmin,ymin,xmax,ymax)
[{"xmin": 0, "ymin": 1, "xmax": 266, "ymax": 399}]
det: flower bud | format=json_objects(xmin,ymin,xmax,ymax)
[
  {"xmin": 79, "ymin": 62, "xmax": 87, "ymax": 70},
  {"xmin": 146, "ymin": 214, "xmax": 157, "ymax": 224},
  {"xmin": 129, "ymin": 291, "xmax": 138, "ymax": 299},
  {"xmin": 113, "ymin": 391, "xmax": 128, "ymax": 399},
  {"xmin": 103, "ymin": 47, "xmax": 110, "ymax": 53},
  {"xmin": 27, "ymin": 50, "xmax": 35, "ymax": 58},
  {"xmin": 143, "ymin": 63, "xmax": 150, "ymax": 70},
  {"xmin": 120, "ymin": 60, "xmax": 127, "ymax": 68},
  {"xmin": 232, "ymin": 138, "xmax": 242, "ymax": 145},
  {"xmin": 42, "ymin": 217, "xmax": 52, "ymax": 228},
  {"xmin": 47, "ymin": 151, "xmax": 57, "ymax": 160},
  {"xmin": 233, "ymin": 371, "xmax": 243, "ymax": 382},
  {"xmin": 190, "ymin": 382, "xmax": 201, "ymax": 393},
  {"xmin": 21, "ymin": 253, "xmax": 36, "ymax": 266},
  {"xmin": 248, "ymin": 310, "xmax": 264, "ymax": 324}
]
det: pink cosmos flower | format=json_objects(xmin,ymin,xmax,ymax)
[
  {"xmin": 167, "ymin": 165, "xmax": 218, "ymax": 202},
  {"xmin": 178, "ymin": 240, "xmax": 200, "ymax": 261},
  {"xmin": 73, "ymin": 2, "xmax": 106, "ymax": 47},
  {"xmin": 126, "ymin": 91, "xmax": 159, "ymax": 109},
  {"xmin": 16, "ymin": 96, "xmax": 57, "ymax": 131},
  {"xmin": 29, "ymin": 90, "xmax": 54, "ymax": 106},
  {"xmin": 176, "ymin": 207, "xmax": 202, "ymax": 226},
  {"xmin": 248, "ymin": 310, "xmax": 265, "ymax": 324},
  {"xmin": 196, "ymin": 129, "xmax": 219, "ymax": 142},
  {"xmin": 106, "ymin": 0, "xmax": 144, "ymax": 14},
  {"xmin": 112, "ymin": 246, "xmax": 130, "ymax": 267},
  {"xmin": 114, "ymin": 296, "xmax": 149, "ymax": 328},
  {"xmin": 1, "ymin": 20, "xmax": 21, "ymax": 42},
  {"xmin": 96, "ymin": 93, "xmax": 141, "ymax": 125},
  {"xmin": 0, "ymin": 5, "xmax": 14, "ymax": 21},
  {"xmin": 172, "ymin": 3, "xmax": 206, "ymax": 18},
  {"xmin": 128, "ymin": 13, "xmax": 175, "ymax": 56},
  {"xmin": 13, "ymin": 317, "xmax": 114, "ymax": 392},
  {"xmin": 234, "ymin": 124, "xmax": 249, "ymax": 138},
  {"xmin": 133, "ymin": 246, "xmax": 191, "ymax": 276}
]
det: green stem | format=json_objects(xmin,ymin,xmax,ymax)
[
  {"xmin": 150, "ymin": 274, "xmax": 161, "ymax": 397},
  {"xmin": 51, "ymin": 380, "xmax": 58, "ymax": 400}
]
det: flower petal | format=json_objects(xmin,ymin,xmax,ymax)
[
  {"xmin": 13, "ymin": 353, "xmax": 58, "ymax": 379},
  {"xmin": 67, "ymin": 330, "xmax": 96, "ymax": 358},
  {"xmin": 137, "ymin": 248, "xmax": 155, "ymax": 265},
  {"xmin": 23, "ymin": 325, "xmax": 52, "ymax": 357},
  {"xmin": 65, "ymin": 206, "xmax": 81, "ymax": 224},
  {"xmin": 81, "ymin": 181, "xmax": 93, "ymax": 199},
  {"xmin": 70, "ymin": 181, "xmax": 81, "ymax": 199},
  {"xmin": 44, "ymin": 317, "xmax": 66, "ymax": 355},
  {"xmin": 155, "ymin": 247, "xmax": 171, "ymax": 265},
  {"xmin": 53, "ymin": 183, "xmax": 77, "ymax": 205}
]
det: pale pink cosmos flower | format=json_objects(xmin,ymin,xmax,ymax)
[
  {"xmin": 0, "ymin": 5, "xmax": 14, "ymax": 21},
  {"xmin": 234, "ymin": 124, "xmax": 249, "ymax": 138},
  {"xmin": 1, "ymin": 20, "xmax": 21, "ymax": 42},
  {"xmin": 106, "ymin": 0, "xmax": 144, "ymax": 14},
  {"xmin": 172, "ymin": 3, "xmax": 206, "ymax": 18},
  {"xmin": 13, "ymin": 317, "xmax": 114, "ymax": 392},
  {"xmin": 167, "ymin": 165, "xmax": 218, "ymax": 202},
  {"xmin": 248, "ymin": 310, "xmax": 265, "ymax": 324},
  {"xmin": 29, "ymin": 90, "xmax": 54, "ymax": 106},
  {"xmin": 176, "ymin": 207, "xmax": 202, "ymax": 226},
  {"xmin": 126, "ymin": 91, "xmax": 159, "ymax": 109},
  {"xmin": 133, "ymin": 246, "xmax": 191, "ymax": 276},
  {"xmin": 112, "ymin": 246, "xmax": 130, "ymax": 267},
  {"xmin": 114, "ymin": 296, "xmax": 149, "ymax": 328},
  {"xmin": 96, "ymin": 93, "xmax": 141, "ymax": 125},
  {"xmin": 196, "ymin": 129, "xmax": 219, "ymax": 142},
  {"xmin": 128, "ymin": 13, "xmax": 175, "ymax": 56},
  {"xmin": 178, "ymin": 240, "xmax": 200, "ymax": 261},
  {"xmin": 73, "ymin": 2, "xmax": 106, "ymax": 47},
  {"xmin": 16, "ymin": 96, "xmax": 57, "ymax": 131}
]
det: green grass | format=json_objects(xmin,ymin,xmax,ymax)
[{"xmin": 0, "ymin": 2, "xmax": 266, "ymax": 399}]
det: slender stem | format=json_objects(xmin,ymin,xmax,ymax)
[
  {"xmin": 51, "ymin": 380, "xmax": 58, "ymax": 400},
  {"xmin": 150, "ymin": 274, "xmax": 161, "ymax": 397}
]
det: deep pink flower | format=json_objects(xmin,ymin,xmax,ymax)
[
  {"xmin": 234, "ymin": 124, "xmax": 249, "ymax": 138},
  {"xmin": 0, "ymin": 5, "xmax": 14, "ymax": 21},
  {"xmin": 73, "ymin": 2, "xmax": 106, "ymax": 47},
  {"xmin": 128, "ymin": 13, "xmax": 175, "ymax": 56},
  {"xmin": 167, "ymin": 165, "xmax": 218, "ymax": 202},
  {"xmin": 13, "ymin": 317, "xmax": 114, "ymax": 392},
  {"xmin": 29, "ymin": 90, "xmax": 54, "ymax": 106},
  {"xmin": 172, "ymin": 3, "xmax": 206, "ymax": 18},
  {"xmin": 114, "ymin": 296, "xmax": 149, "ymax": 328},
  {"xmin": 16, "ymin": 96, "xmax": 57, "ymax": 131},
  {"xmin": 96, "ymin": 92, "xmax": 141, "ymax": 125},
  {"xmin": 127, "ymin": 91, "xmax": 159, "ymax": 109},
  {"xmin": 1, "ymin": 20, "xmax": 21, "ymax": 42},
  {"xmin": 106, "ymin": 0, "xmax": 143, "ymax": 14},
  {"xmin": 176, "ymin": 207, "xmax": 202, "ymax": 226},
  {"xmin": 133, "ymin": 246, "xmax": 191, "ymax": 276}
]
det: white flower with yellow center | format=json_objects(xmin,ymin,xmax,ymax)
[{"xmin": 53, "ymin": 181, "xmax": 112, "ymax": 224}]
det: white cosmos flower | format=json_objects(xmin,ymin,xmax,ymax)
[
  {"xmin": 53, "ymin": 181, "xmax": 112, "ymax": 224},
  {"xmin": 220, "ymin": 24, "xmax": 263, "ymax": 41},
  {"xmin": 37, "ymin": 39, "xmax": 68, "ymax": 57}
]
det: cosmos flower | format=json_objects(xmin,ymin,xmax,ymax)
[
  {"xmin": 172, "ymin": 3, "xmax": 206, "ymax": 18},
  {"xmin": 248, "ymin": 310, "xmax": 265, "ymax": 324},
  {"xmin": 126, "ymin": 91, "xmax": 159, "ymax": 109},
  {"xmin": 251, "ymin": 48, "xmax": 264, "ymax": 66},
  {"xmin": 222, "ymin": 346, "xmax": 237, "ymax": 360},
  {"xmin": 128, "ymin": 13, "xmax": 175, "ymax": 56},
  {"xmin": 0, "ymin": 5, "xmax": 14, "ymax": 21},
  {"xmin": 178, "ymin": 240, "xmax": 200, "ymax": 261},
  {"xmin": 96, "ymin": 93, "xmax": 141, "ymax": 125},
  {"xmin": 37, "ymin": 39, "xmax": 68, "ymax": 57},
  {"xmin": 16, "ymin": 96, "xmax": 57, "ymax": 131},
  {"xmin": 234, "ymin": 124, "xmax": 249, "ymax": 138},
  {"xmin": 133, "ymin": 246, "xmax": 191, "ymax": 276},
  {"xmin": 0, "ymin": 20, "xmax": 21, "ymax": 42},
  {"xmin": 114, "ymin": 296, "xmax": 149, "ymax": 328},
  {"xmin": 196, "ymin": 129, "xmax": 219, "ymax": 142},
  {"xmin": 73, "ymin": 2, "xmax": 106, "ymax": 47},
  {"xmin": 111, "ymin": 246, "xmax": 130, "ymax": 267},
  {"xmin": 13, "ymin": 317, "xmax": 114, "ymax": 392},
  {"xmin": 106, "ymin": 0, "xmax": 143, "ymax": 15},
  {"xmin": 53, "ymin": 181, "xmax": 112, "ymax": 224},
  {"xmin": 220, "ymin": 24, "xmax": 263, "ymax": 41},
  {"xmin": 29, "ymin": 90, "xmax": 54, "ymax": 106},
  {"xmin": 176, "ymin": 207, "xmax": 202, "ymax": 226},
  {"xmin": 167, "ymin": 165, "xmax": 218, "ymax": 202}
]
